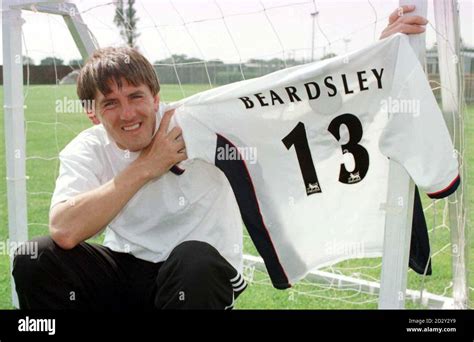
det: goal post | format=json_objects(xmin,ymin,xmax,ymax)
[
  {"xmin": 379, "ymin": 0, "xmax": 467, "ymax": 309},
  {"xmin": 2, "ymin": 0, "xmax": 98, "ymax": 308},
  {"xmin": 1, "ymin": 0, "xmax": 469, "ymax": 310},
  {"xmin": 378, "ymin": 0, "xmax": 427, "ymax": 309},
  {"xmin": 433, "ymin": 0, "xmax": 468, "ymax": 309},
  {"xmin": 3, "ymin": 0, "xmax": 28, "ymax": 310}
]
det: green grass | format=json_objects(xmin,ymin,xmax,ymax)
[{"xmin": 0, "ymin": 84, "xmax": 472, "ymax": 309}]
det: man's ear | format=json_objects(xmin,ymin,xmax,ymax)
[{"xmin": 86, "ymin": 108, "xmax": 101, "ymax": 125}]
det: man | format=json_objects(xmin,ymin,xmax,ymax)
[{"xmin": 12, "ymin": 5, "xmax": 427, "ymax": 310}]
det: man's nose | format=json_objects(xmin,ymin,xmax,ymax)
[{"xmin": 120, "ymin": 102, "xmax": 136, "ymax": 121}]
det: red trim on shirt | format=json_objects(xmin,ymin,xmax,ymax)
[{"xmin": 427, "ymin": 174, "xmax": 460, "ymax": 197}]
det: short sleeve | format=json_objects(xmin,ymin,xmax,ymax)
[
  {"xmin": 379, "ymin": 35, "xmax": 460, "ymax": 198},
  {"xmin": 170, "ymin": 105, "xmax": 219, "ymax": 165},
  {"xmin": 50, "ymin": 141, "xmax": 102, "ymax": 209}
]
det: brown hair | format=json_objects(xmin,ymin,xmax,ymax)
[{"xmin": 77, "ymin": 46, "xmax": 160, "ymax": 110}]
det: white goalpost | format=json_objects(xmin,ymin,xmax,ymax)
[
  {"xmin": 433, "ymin": 0, "xmax": 469, "ymax": 310},
  {"xmin": 1, "ymin": 0, "xmax": 469, "ymax": 309},
  {"xmin": 2, "ymin": 0, "xmax": 97, "ymax": 308},
  {"xmin": 378, "ymin": 0, "xmax": 426, "ymax": 309}
]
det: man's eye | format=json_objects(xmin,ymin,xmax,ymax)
[
  {"xmin": 104, "ymin": 101, "xmax": 115, "ymax": 108},
  {"xmin": 131, "ymin": 95, "xmax": 143, "ymax": 99}
]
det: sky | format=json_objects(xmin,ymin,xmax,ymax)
[{"xmin": 0, "ymin": 0, "xmax": 473, "ymax": 65}]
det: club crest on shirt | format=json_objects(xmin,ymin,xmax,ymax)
[
  {"xmin": 348, "ymin": 172, "xmax": 361, "ymax": 184},
  {"xmin": 306, "ymin": 182, "xmax": 321, "ymax": 195}
]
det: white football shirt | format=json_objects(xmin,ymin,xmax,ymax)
[
  {"xmin": 169, "ymin": 33, "xmax": 460, "ymax": 288},
  {"xmin": 51, "ymin": 107, "xmax": 244, "ymax": 273}
]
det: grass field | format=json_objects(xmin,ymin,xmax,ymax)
[{"xmin": 0, "ymin": 84, "xmax": 472, "ymax": 309}]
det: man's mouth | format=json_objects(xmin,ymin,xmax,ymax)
[{"xmin": 122, "ymin": 122, "xmax": 142, "ymax": 132}]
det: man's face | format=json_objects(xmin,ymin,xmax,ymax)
[{"xmin": 94, "ymin": 79, "xmax": 159, "ymax": 152}]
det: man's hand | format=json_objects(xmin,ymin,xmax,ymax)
[
  {"xmin": 136, "ymin": 109, "xmax": 187, "ymax": 181},
  {"xmin": 49, "ymin": 109, "xmax": 186, "ymax": 250},
  {"xmin": 380, "ymin": 5, "xmax": 428, "ymax": 40}
]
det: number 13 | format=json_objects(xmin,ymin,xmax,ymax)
[{"xmin": 282, "ymin": 113, "xmax": 370, "ymax": 196}]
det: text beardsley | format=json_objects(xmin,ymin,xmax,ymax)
[{"xmin": 238, "ymin": 68, "xmax": 384, "ymax": 109}]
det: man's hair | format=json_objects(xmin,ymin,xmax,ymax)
[{"xmin": 77, "ymin": 46, "xmax": 160, "ymax": 110}]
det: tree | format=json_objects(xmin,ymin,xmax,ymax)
[
  {"xmin": 247, "ymin": 58, "xmax": 267, "ymax": 65},
  {"xmin": 154, "ymin": 54, "xmax": 204, "ymax": 65},
  {"xmin": 22, "ymin": 55, "xmax": 35, "ymax": 65},
  {"xmin": 321, "ymin": 52, "xmax": 337, "ymax": 60},
  {"xmin": 429, "ymin": 40, "xmax": 474, "ymax": 52},
  {"xmin": 40, "ymin": 57, "xmax": 64, "ymax": 66},
  {"xmin": 69, "ymin": 59, "xmax": 84, "ymax": 68},
  {"xmin": 114, "ymin": 0, "xmax": 140, "ymax": 48},
  {"xmin": 267, "ymin": 58, "xmax": 285, "ymax": 67}
]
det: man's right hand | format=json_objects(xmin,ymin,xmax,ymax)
[{"xmin": 136, "ymin": 108, "xmax": 188, "ymax": 181}]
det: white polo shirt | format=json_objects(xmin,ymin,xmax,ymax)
[{"xmin": 50, "ymin": 106, "xmax": 244, "ymax": 272}]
